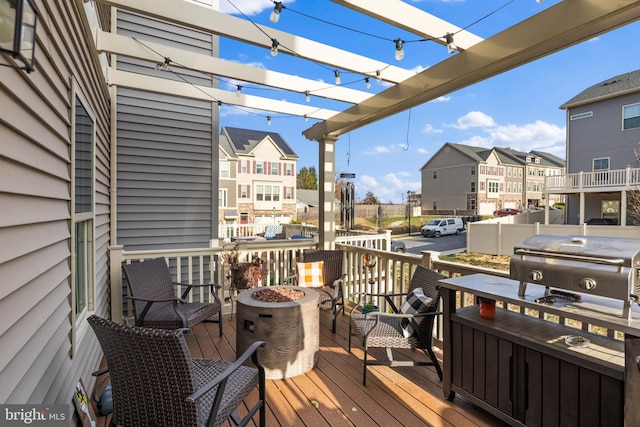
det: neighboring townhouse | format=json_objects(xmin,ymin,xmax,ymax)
[
  {"xmin": 552, "ymin": 69, "xmax": 640, "ymax": 225},
  {"xmin": 420, "ymin": 143, "xmax": 565, "ymax": 215},
  {"xmin": 219, "ymin": 127, "xmax": 298, "ymax": 225}
]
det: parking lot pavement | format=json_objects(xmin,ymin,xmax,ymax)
[{"xmin": 402, "ymin": 233, "xmax": 467, "ymax": 255}]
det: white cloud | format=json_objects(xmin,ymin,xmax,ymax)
[
  {"xmin": 449, "ymin": 111, "xmax": 496, "ymax": 129},
  {"xmin": 430, "ymin": 96, "xmax": 451, "ymax": 103},
  {"xmin": 219, "ymin": 0, "xmax": 288, "ymax": 15},
  {"xmin": 423, "ymin": 123, "xmax": 443, "ymax": 134},
  {"xmin": 357, "ymin": 173, "xmax": 421, "ymax": 203},
  {"xmin": 364, "ymin": 145, "xmax": 392, "ymax": 154},
  {"xmin": 417, "ymin": 147, "xmax": 429, "ymax": 154},
  {"xmin": 456, "ymin": 120, "xmax": 566, "ymax": 157}
]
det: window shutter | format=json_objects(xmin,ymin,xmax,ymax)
[
  {"xmin": 238, "ymin": 185, "xmax": 241, "ymax": 198},
  {"xmin": 247, "ymin": 186, "xmax": 250, "ymax": 198}
]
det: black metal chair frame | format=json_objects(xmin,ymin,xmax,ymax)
[
  {"xmin": 122, "ymin": 257, "xmax": 223, "ymax": 335},
  {"xmin": 88, "ymin": 315, "xmax": 266, "ymax": 427},
  {"xmin": 348, "ymin": 265, "xmax": 445, "ymax": 385}
]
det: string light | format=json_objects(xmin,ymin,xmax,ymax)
[
  {"xmin": 334, "ymin": 70, "xmax": 341, "ymax": 85},
  {"xmin": 445, "ymin": 33, "xmax": 457, "ymax": 54},
  {"xmin": 155, "ymin": 57, "xmax": 171, "ymax": 71},
  {"xmin": 375, "ymin": 70, "xmax": 381, "ymax": 81},
  {"xmin": 394, "ymin": 39, "xmax": 405, "ymax": 61},
  {"xmin": 304, "ymin": 114, "xmax": 309, "ymax": 123},
  {"xmin": 217, "ymin": 100, "xmax": 222, "ymax": 111},
  {"xmin": 236, "ymin": 84, "xmax": 243, "ymax": 97},
  {"xmin": 305, "ymin": 90, "xmax": 310, "ymax": 102},
  {"xmin": 365, "ymin": 77, "xmax": 371, "ymax": 89},
  {"xmin": 267, "ymin": 116, "xmax": 272, "ymax": 126},
  {"xmin": 270, "ymin": 38, "xmax": 279, "ymax": 56},
  {"xmin": 270, "ymin": 1, "xmax": 285, "ymax": 23}
]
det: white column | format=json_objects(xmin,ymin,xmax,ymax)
[{"xmin": 318, "ymin": 136, "xmax": 338, "ymax": 249}]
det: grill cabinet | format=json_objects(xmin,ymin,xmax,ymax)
[{"xmin": 510, "ymin": 234, "xmax": 640, "ymax": 319}]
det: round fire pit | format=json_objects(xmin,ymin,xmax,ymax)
[{"xmin": 236, "ymin": 286, "xmax": 319, "ymax": 379}]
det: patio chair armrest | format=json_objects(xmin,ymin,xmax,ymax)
[
  {"xmin": 91, "ymin": 367, "xmax": 109, "ymax": 377},
  {"xmin": 331, "ymin": 274, "xmax": 347, "ymax": 288},
  {"xmin": 175, "ymin": 282, "xmax": 222, "ymax": 300},
  {"xmin": 283, "ymin": 272, "xmax": 298, "ymax": 286},
  {"xmin": 186, "ymin": 340, "xmax": 266, "ymax": 403},
  {"xmin": 125, "ymin": 295, "xmax": 186, "ymax": 304}
]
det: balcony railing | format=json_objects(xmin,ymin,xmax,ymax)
[
  {"xmin": 545, "ymin": 166, "xmax": 640, "ymax": 192},
  {"xmin": 109, "ymin": 233, "xmax": 624, "ymax": 359}
]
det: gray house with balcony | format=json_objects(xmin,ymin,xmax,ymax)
[{"xmin": 554, "ymin": 69, "xmax": 640, "ymax": 225}]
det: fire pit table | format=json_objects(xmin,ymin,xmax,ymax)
[{"xmin": 236, "ymin": 286, "xmax": 319, "ymax": 379}]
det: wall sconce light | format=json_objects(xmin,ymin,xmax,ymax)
[{"xmin": 0, "ymin": 0, "xmax": 38, "ymax": 73}]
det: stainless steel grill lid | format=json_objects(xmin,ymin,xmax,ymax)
[{"xmin": 510, "ymin": 234, "xmax": 640, "ymax": 319}]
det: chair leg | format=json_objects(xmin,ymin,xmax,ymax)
[
  {"xmin": 348, "ymin": 323, "xmax": 353, "ymax": 352},
  {"xmin": 425, "ymin": 345, "xmax": 443, "ymax": 380},
  {"xmin": 363, "ymin": 348, "xmax": 368, "ymax": 386}
]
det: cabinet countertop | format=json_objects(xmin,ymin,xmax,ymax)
[{"xmin": 439, "ymin": 273, "xmax": 640, "ymax": 336}]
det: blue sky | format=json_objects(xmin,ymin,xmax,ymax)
[{"xmin": 215, "ymin": 0, "xmax": 640, "ymax": 203}]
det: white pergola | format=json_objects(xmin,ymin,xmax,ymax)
[{"xmin": 93, "ymin": 0, "xmax": 640, "ymax": 248}]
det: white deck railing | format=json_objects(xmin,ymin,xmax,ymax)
[{"xmin": 545, "ymin": 166, "xmax": 640, "ymax": 192}]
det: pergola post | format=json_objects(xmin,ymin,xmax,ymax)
[{"xmin": 318, "ymin": 136, "xmax": 338, "ymax": 249}]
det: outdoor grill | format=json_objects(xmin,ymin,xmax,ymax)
[{"xmin": 510, "ymin": 234, "xmax": 640, "ymax": 319}]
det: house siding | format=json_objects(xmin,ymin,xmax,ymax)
[
  {"xmin": 0, "ymin": 0, "xmax": 111, "ymax": 405},
  {"xmin": 115, "ymin": 11, "xmax": 220, "ymax": 250},
  {"xmin": 567, "ymin": 92, "xmax": 640, "ymax": 173}
]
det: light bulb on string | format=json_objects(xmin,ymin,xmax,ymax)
[
  {"xmin": 365, "ymin": 77, "xmax": 371, "ymax": 89},
  {"xmin": 334, "ymin": 70, "xmax": 341, "ymax": 85},
  {"xmin": 375, "ymin": 70, "xmax": 381, "ymax": 82},
  {"xmin": 394, "ymin": 39, "xmax": 405, "ymax": 61},
  {"xmin": 217, "ymin": 100, "xmax": 222, "ymax": 112},
  {"xmin": 445, "ymin": 33, "xmax": 457, "ymax": 54},
  {"xmin": 305, "ymin": 90, "xmax": 310, "ymax": 102},
  {"xmin": 267, "ymin": 116, "xmax": 272, "ymax": 126},
  {"xmin": 304, "ymin": 115, "xmax": 309, "ymax": 123},
  {"xmin": 270, "ymin": 38, "xmax": 279, "ymax": 57},
  {"xmin": 236, "ymin": 85, "xmax": 242, "ymax": 97},
  {"xmin": 270, "ymin": 2, "xmax": 285, "ymax": 23}
]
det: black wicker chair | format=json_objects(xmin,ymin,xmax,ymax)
[
  {"xmin": 348, "ymin": 265, "xmax": 445, "ymax": 385},
  {"xmin": 88, "ymin": 315, "xmax": 266, "ymax": 427},
  {"xmin": 122, "ymin": 258, "xmax": 223, "ymax": 335},
  {"xmin": 288, "ymin": 249, "xmax": 346, "ymax": 333}
]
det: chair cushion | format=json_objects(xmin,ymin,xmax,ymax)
[
  {"xmin": 296, "ymin": 261, "xmax": 324, "ymax": 288},
  {"xmin": 399, "ymin": 288, "xmax": 433, "ymax": 338}
]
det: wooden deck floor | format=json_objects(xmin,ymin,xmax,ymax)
[{"xmin": 185, "ymin": 309, "xmax": 508, "ymax": 427}]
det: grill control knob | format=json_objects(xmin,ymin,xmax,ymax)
[
  {"xmin": 529, "ymin": 270, "xmax": 543, "ymax": 282},
  {"xmin": 579, "ymin": 278, "xmax": 597, "ymax": 291}
]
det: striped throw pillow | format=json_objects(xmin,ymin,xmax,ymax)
[{"xmin": 296, "ymin": 261, "xmax": 324, "ymax": 288}]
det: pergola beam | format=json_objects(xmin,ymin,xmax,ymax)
[
  {"xmin": 94, "ymin": 0, "xmax": 416, "ymax": 84},
  {"xmin": 96, "ymin": 30, "xmax": 373, "ymax": 105},
  {"xmin": 304, "ymin": 0, "xmax": 640, "ymax": 141},
  {"xmin": 108, "ymin": 69, "xmax": 340, "ymax": 120},
  {"xmin": 331, "ymin": 0, "xmax": 483, "ymax": 50}
]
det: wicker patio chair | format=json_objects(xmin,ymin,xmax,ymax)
[
  {"xmin": 288, "ymin": 249, "xmax": 346, "ymax": 333},
  {"xmin": 122, "ymin": 257, "xmax": 223, "ymax": 335},
  {"xmin": 88, "ymin": 315, "xmax": 266, "ymax": 427},
  {"xmin": 348, "ymin": 265, "xmax": 445, "ymax": 386}
]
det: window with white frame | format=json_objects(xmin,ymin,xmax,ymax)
[
  {"xmin": 507, "ymin": 167, "xmax": 512, "ymax": 177},
  {"xmin": 488, "ymin": 181, "xmax": 499, "ymax": 193},
  {"xmin": 285, "ymin": 187, "xmax": 293, "ymax": 199},
  {"xmin": 72, "ymin": 93, "xmax": 95, "ymax": 347},
  {"xmin": 593, "ymin": 157, "xmax": 609, "ymax": 171},
  {"xmin": 241, "ymin": 159, "xmax": 248, "ymax": 173},
  {"xmin": 220, "ymin": 162, "xmax": 230, "ymax": 178},
  {"xmin": 623, "ymin": 102, "xmax": 640, "ymax": 130},
  {"xmin": 218, "ymin": 189, "xmax": 228, "ymax": 207},
  {"xmin": 240, "ymin": 184, "xmax": 249, "ymax": 198},
  {"xmin": 271, "ymin": 162, "xmax": 278, "ymax": 175},
  {"xmin": 470, "ymin": 181, "xmax": 476, "ymax": 192},
  {"xmin": 256, "ymin": 184, "xmax": 280, "ymax": 202},
  {"xmin": 507, "ymin": 182, "xmax": 512, "ymax": 193},
  {"xmin": 471, "ymin": 165, "xmax": 476, "ymax": 175},
  {"xmin": 256, "ymin": 161, "xmax": 264, "ymax": 174}
]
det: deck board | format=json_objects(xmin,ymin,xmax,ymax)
[
  {"xmin": 95, "ymin": 309, "xmax": 508, "ymax": 427},
  {"xmin": 188, "ymin": 310, "xmax": 508, "ymax": 427}
]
